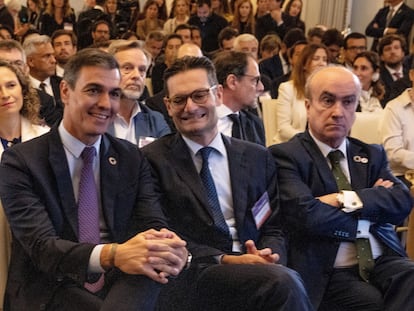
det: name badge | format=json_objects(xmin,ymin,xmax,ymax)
[
  {"xmin": 138, "ymin": 136, "xmax": 156, "ymax": 148},
  {"xmin": 252, "ymin": 192, "xmax": 272, "ymax": 229}
]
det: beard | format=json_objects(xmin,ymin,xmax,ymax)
[{"xmin": 122, "ymin": 88, "xmax": 143, "ymax": 100}]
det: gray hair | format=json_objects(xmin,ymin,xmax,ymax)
[{"xmin": 23, "ymin": 34, "xmax": 52, "ymax": 57}]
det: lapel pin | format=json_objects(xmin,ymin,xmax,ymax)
[
  {"xmin": 353, "ymin": 156, "xmax": 368, "ymax": 163},
  {"xmin": 108, "ymin": 157, "xmax": 117, "ymax": 165}
]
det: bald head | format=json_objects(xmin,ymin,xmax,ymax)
[{"xmin": 177, "ymin": 43, "xmax": 203, "ymax": 59}]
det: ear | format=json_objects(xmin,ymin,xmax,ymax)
[
  {"xmin": 225, "ymin": 74, "xmax": 238, "ymax": 91},
  {"xmin": 213, "ymin": 84, "xmax": 224, "ymax": 107},
  {"xmin": 26, "ymin": 56, "xmax": 34, "ymax": 68},
  {"xmin": 60, "ymin": 80, "xmax": 70, "ymax": 106}
]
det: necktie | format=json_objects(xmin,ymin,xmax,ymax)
[
  {"xmin": 386, "ymin": 7, "xmax": 394, "ymax": 27},
  {"xmin": 78, "ymin": 146, "xmax": 104, "ymax": 292},
  {"xmin": 228, "ymin": 113, "xmax": 245, "ymax": 140},
  {"xmin": 393, "ymin": 72, "xmax": 401, "ymax": 80},
  {"xmin": 39, "ymin": 82, "xmax": 47, "ymax": 93},
  {"xmin": 328, "ymin": 150, "xmax": 374, "ymax": 282},
  {"xmin": 198, "ymin": 147, "xmax": 230, "ymax": 236}
]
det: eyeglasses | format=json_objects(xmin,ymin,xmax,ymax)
[
  {"xmin": 241, "ymin": 74, "xmax": 261, "ymax": 86},
  {"xmin": 347, "ymin": 46, "xmax": 366, "ymax": 52},
  {"xmin": 166, "ymin": 85, "xmax": 217, "ymax": 107}
]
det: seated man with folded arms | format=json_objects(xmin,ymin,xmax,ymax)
[
  {"xmin": 142, "ymin": 56, "xmax": 313, "ymax": 311},
  {"xmin": 0, "ymin": 49, "xmax": 187, "ymax": 311},
  {"xmin": 270, "ymin": 66, "xmax": 414, "ymax": 310}
]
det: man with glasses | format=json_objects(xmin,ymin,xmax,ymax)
[
  {"xmin": 142, "ymin": 56, "xmax": 313, "ymax": 311},
  {"xmin": 213, "ymin": 50, "xmax": 266, "ymax": 146},
  {"xmin": 341, "ymin": 32, "xmax": 367, "ymax": 69}
]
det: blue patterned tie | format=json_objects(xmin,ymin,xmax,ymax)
[
  {"xmin": 198, "ymin": 147, "xmax": 230, "ymax": 236},
  {"xmin": 78, "ymin": 146, "xmax": 104, "ymax": 292}
]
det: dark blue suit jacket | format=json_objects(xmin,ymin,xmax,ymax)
[
  {"xmin": 142, "ymin": 133, "xmax": 286, "ymax": 264},
  {"xmin": 270, "ymin": 131, "xmax": 412, "ymax": 309},
  {"xmin": 0, "ymin": 128, "xmax": 167, "ymax": 310}
]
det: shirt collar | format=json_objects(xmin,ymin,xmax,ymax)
[
  {"xmin": 29, "ymin": 75, "xmax": 51, "ymax": 88},
  {"xmin": 216, "ymin": 103, "xmax": 236, "ymax": 119},
  {"xmin": 58, "ymin": 122, "xmax": 102, "ymax": 158},
  {"xmin": 390, "ymin": 1, "xmax": 403, "ymax": 13},
  {"xmin": 182, "ymin": 132, "xmax": 226, "ymax": 157},
  {"xmin": 309, "ymin": 130, "xmax": 348, "ymax": 159},
  {"xmin": 115, "ymin": 100, "xmax": 142, "ymax": 122}
]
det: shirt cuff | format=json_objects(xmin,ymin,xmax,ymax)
[
  {"xmin": 337, "ymin": 190, "xmax": 363, "ymax": 213},
  {"xmin": 89, "ymin": 244, "xmax": 105, "ymax": 273}
]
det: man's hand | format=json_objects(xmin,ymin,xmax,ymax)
[
  {"xmin": 317, "ymin": 193, "xmax": 340, "ymax": 207},
  {"xmin": 221, "ymin": 240, "xmax": 279, "ymax": 264},
  {"xmin": 101, "ymin": 229, "xmax": 187, "ymax": 284},
  {"xmin": 374, "ymin": 178, "xmax": 393, "ymax": 188}
]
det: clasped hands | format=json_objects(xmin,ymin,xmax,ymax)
[
  {"xmin": 101, "ymin": 228, "xmax": 188, "ymax": 284},
  {"xmin": 221, "ymin": 240, "xmax": 279, "ymax": 265}
]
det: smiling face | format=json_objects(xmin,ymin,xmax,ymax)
[
  {"xmin": 0, "ymin": 67, "xmax": 23, "ymax": 118},
  {"xmin": 115, "ymin": 48, "xmax": 148, "ymax": 100},
  {"xmin": 353, "ymin": 56, "xmax": 375, "ymax": 91},
  {"xmin": 306, "ymin": 67, "xmax": 360, "ymax": 148},
  {"xmin": 61, "ymin": 66, "xmax": 122, "ymax": 145},
  {"xmin": 165, "ymin": 68, "xmax": 221, "ymax": 145}
]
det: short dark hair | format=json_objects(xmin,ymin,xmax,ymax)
[
  {"xmin": 51, "ymin": 29, "xmax": 78, "ymax": 47},
  {"xmin": 377, "ymin": 34, "xmax": 406, "ymax": 55},
  {"xmin": 91, "ymin": 19, "xmax": 111, "ymax": 33},
  {"xmin": 343, "ymin": 32, "xmax": 366, "ymax": 49},
  {"xmin": 218, "ymin": 27, "xmax": 239, "ymax": 48},
  {"xmin": 196, "ymin": 0, "xmax": 211, "ymax": 7},
  {"xmin": 307, "ymin": 26, "xmax": 325, "ymax": 41},
  {"xmin": 164, "ymin": 33, "xmax": 183, "ymax": 48},
  {"xmin": 283, "ymin": 27, "xmax": 306, "ymax": 49},
  {"xmin": 213, "ymin": 50, "xmax": 249, "ymax": 87},
  {"xmin": 163, "ymin": 56, "xmax": 217, "ymax": 95},
  {"xmin": 321, "ymin": 28, "xmax": 344, "ymax": 47},
  {"xmin": 174, "ymin": 23, "xmax": 192, "ymax": 33},
  {"xmin": 63, "ymin": 48, "xmax": 119, "ymax": 89}
]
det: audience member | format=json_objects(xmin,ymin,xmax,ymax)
[
  {"xmin": 190, "ymin": 24, "xmax": 202, "ymax": 48},
  {"xmin": 256, "ymin": 0, "xmax": 286, "ymax": 42},
  {"xmin": 107, "ymin": 40, "xmax": 170, "ymax": 146},
  {"xmin": 77, "ymin": 0, "xmax": 109, "ymax": 49},
  {"xmin": 214, "ymin": 50, "xmax": 265, "ymax": 145},
  {"xmin": 352, "ymin": 51, "xmax": 384, "ymax": 113},
  {"xmin": 164, "ymin": 0, "xmax": 190, "ymax": 34},
  {"xmin": 0, "ymin": 0, "xmax": 15, "ymax": 32},
  {"xmin": 321, "ymin": 28, "xmax": 344, "ymax": 64},
  {"xmin": 51, "ymin": 29, "xmax": 77, "ymax": 77},
  {"xmin": 380, "ymin": 58, "xmax": 414, "ymax": 186},
  {"xmin": 0, "ymin": 60, "xmax": 49, "ymax": 309},
  {"xmin": 39, "ymin": 0, "xmax": 76, "ymax": 37},
  {"xmin": 142, "ymin": 55, "xmax": 314, "ymax": 311},
  {"xmin": 174, "ymin": 23, "xmax": 192, "ymax": 43},
  {"xmin": 275, "ymin": 43, "xmax": 328, "ymax": 143},
  {"xmin": 151, "ymin": 33, "xmax": 183, "ymax": 94},
  {"xmin": 136, "ymin": 0, "xmax": 165, "ymax": 40},
  {"xmin": 211, "ymin": 0, "xmax": 232, "ymax": 21},
  {"xmin": 282, "ymin": 0, "xmax": 305, "ymax": 33},
  {"xmin": 90, "ymin": 19, "xmax": 111, "ymax": 45},
  {"xmin": 270, "ymin": 65, "xmax": 414, "ymax": 310},
  {"xmin": 233, "ymin": 33, "xmax": 258, "ymax": 60},
  {"xmin": 188, "ymin": 0, "xmax": 228, "ymax": 53},
  {"xmin": 378, "ymin": 34, "xmax": 409, "ymax": 106},
  {"xmin": 307, "ymin": 25, "xmax": 325, "ymax": 44},
  {"xmin": 254, "ymin": 0, "xmax": 269, "ymax": 20},
  {"xmin": 231, "ymin": 0, "xmax": 255, "ymax": 35},
  {"xmin": 365, "ymin": 0, "xmax": 414, "ymax": 52},
  {"xmin": 259, "ymin": 33, "xmax": 281, "ymax": 61},
  {"xmin": 144, "ymin": 30, "xmax": 165, "ymax": 77},
  {"xmin": 0, "ymin": 48, "xmax": 188, "ymax": 311},
  {"xmin": 341, "ymin": 32, "xmax": 367, "ymax": 69}
]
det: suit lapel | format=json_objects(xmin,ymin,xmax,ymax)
[
  {"xmin": 48, "ymin": 129, "xmax": 78, "ymax": 236},
  {"xmin": 347, "ymin": 141, "xmax": 369, "ymax": 190},
  {"xmin": 224, "ymin": 136, "xmax": 249, "ymax": 228},
  {"xmin": 169, "ymin": 134, "xmax": 213, "ymax": 215}
]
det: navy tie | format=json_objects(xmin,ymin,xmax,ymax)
[
  {"xmin": 78, "ymin": 146, "xmax": 104, "ymax": 292},
  {"xmin": 228, "ymin": 113, "xmax": 245, "ymax": 140},
  {"xmin": 198, "ymin": 147, "xmax": 230, "ymax": 236}
]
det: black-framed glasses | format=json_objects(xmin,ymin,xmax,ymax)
[
  {"xmin": 347, "ymin": 46, "xmax": 366, "ymax": 52},
  {"xmin": 166, "ymin": 85, "xmax": 217, "ymax": 107},
  {"xmin": 241, "ymin": 74, "xmax": 261, "ymax": 86}
]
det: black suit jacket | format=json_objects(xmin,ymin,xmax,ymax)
[
  {"xmin": 270, "ymin": 131, "xmax": 412, "ymax": 308},
  {"xmin": 239, "ymin": 109, "xmax": 266, "ymax": 146},
  {"xmin": 37, "ymin": 89, "xmax": 63, "ymax": 127},
  {"xmin": 379, "ymin": 64, "xmax": 409, "ymax": 106},
  {"xmin": 142, "ymin": 133, "xmax": 286, "ymax": 264},
  {"xmin": 365, "ymin": 3, "xmax": 414, "ymax": 51},
  {"xmin": 0, "ymin": 128, "xmax": 167, "ymax": 310}
]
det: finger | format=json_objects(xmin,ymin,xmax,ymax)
[
  {"xmin": 245, "ymin": 240, "xmax": 258, "ymax": 254},
  {"xmin": 257, "ymin": 248, "xmax": 272, "ymax": 256}
]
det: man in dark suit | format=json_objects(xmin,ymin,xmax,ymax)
[
  {"xmin": 365, "ymin": 0, "xmax": 414, "ymax": 52},
  {"xmin": 213, "ymin": 50, "xmax": 266, "ymax": 146},
  {"xmin": 377, "ymin": 34, "xmax": 409, "ymax": 106},
  {"xmin": 142, "ymin": 56, "xmax": 313, "ymax": 311},
  {"xmin": 107, "ymin": 40, "xmax": 170, "ymax": 147},
  {"xmin": 270, "ymin": 66, "xmax": 414, "ymax": 310},
  {"xmin": 0, "ymin": 49, "xmax": 187, "ymax": 311}
]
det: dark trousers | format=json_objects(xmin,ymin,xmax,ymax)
[
  {"xmin": 155, "ymin": 263, "xmax": 314, "ymax": 311},
  {"xmin": 319, "ymin": 254, "xmax": 414, "ymax": 311}
]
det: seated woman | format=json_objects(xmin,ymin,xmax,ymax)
[
  {"xmin": 136, "ymin": 0, "xmax": 165, "ymax": 40},
  {"xmin": 231, "ymin": 0, "xmax": 255, "ymax": 35},
  {"xmin": 163, "ymin": 0, "xmax": 190, "ymax": 34},
  {"xmin": 352, "ymin": 51, "xmax": 384, "ymax": 113},
  {"xmin": 275, "ymin": 43, "xmax": 328, "ymax": 143},
  {"xmin": 282, "ymin": 0, "xmax": 305, "ymax": 33},
  {"xmin": 0, "ymin": 60, "xmax": 49, "ymax": 308}
]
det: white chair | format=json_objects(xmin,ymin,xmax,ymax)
[
  {"xmin": 350, "ymin": 112, "xmax": 384, "ymax": 144},
  {"xmin": 261, "ymin": 99, "xmax": 278, "ymax": 147}
]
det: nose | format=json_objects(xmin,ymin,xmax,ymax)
[
  {"xmin": 183, "ymin": 96, "xmax": 198, "ymax": 112},
  {"xmin": 97, "ymin": 92, "xmax": 112, "ymax": 109},
  {"xmin": 331, "ymin": 101, "xmax": 345, "ymax": 117},
  {"xmin": 256, "ymin": 79, "xmax": 264, "ymax": 93},
  {"xmin": 0, "ymin": 87, "xmax": 10, "ymax": 99}
]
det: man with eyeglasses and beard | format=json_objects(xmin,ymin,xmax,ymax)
[{"xmin": 142, "ymin": 56, "xmax": 313, "ymax": 311}]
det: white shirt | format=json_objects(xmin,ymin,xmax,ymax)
[
  {"xmin": 216, "ymin": 104, "xmax": 237, "ymax": 138},
  {"xmin": 182, "ymin": 133, "xmax": 241, "ymax": 252},
  {"xmin": 381, "ymin": 89, "xmax": 414, "ymax": 176},
  {"xmin": 112, "ymin": 102, "xmax": 142, "ymax": 145},
  {"xmin": 58, "ymin": 123, "xmax": 107, "ymax": 272},
  {"xmin": 30, "ymin": 75, "xmax": 54, "ymax": 97},
  {"xmin": 359, "ymin": 88, "xmax": 383, "ymax": 113},
  {"xmin": 56, "ymin": 65, "xmax": 64, "ymax": 78}
]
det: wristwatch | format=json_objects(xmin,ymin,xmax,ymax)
[{"xmin": 185, "ymin": 252, "xmax": 192, "ymax": 269}]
